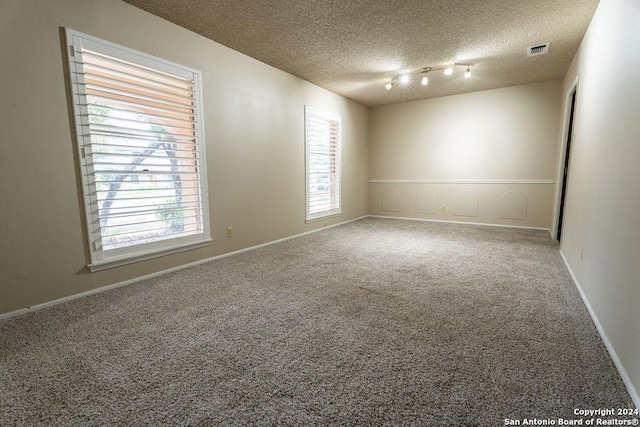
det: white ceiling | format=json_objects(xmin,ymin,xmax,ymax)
[{"xmin": 123, "ymin": 0, "xmax": 599, "ymax": 107}]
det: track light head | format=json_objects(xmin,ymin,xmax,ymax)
[
  {"xmin": 385, "ymin": 82, "xmax": 393, "ymax": 90},
  {"xmin": 400, "ymin": 74, "xmax": 410, "ymax": 84},
  {"xmin": 465, "ymin": 67, "xmax": 471, "ymax": 78}
]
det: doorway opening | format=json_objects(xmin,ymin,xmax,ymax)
[{"xmin": 556, "ymin": 88, "xmax": 577, "ymax": 241}]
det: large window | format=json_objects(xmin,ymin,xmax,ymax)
[
  {"xmin": 305, "ymin": 106, "xmax": 342, "ymax": 221},
  {"xmin": 66, "ymin": 29, "xmax": 210, "ymax": 271}
]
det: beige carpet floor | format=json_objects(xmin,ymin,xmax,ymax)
[{"xmin": 0, "ymin": 217, "xmax": 634, "ymax": 426}]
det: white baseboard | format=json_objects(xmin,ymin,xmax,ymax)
[
  {"xmin": 559, "ymin": 250, "xmax": 640, "ymax": 409},
  {"xmin": 367, "ymin": 214, "xmax": 551, "ymax": 235},
  {"xmin": 0, "ymin": 215, "xmax": 367, "ymax": 322}
]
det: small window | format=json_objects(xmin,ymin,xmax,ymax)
[
  {"xmin": 66, "ymin": 29, "xmax": 211, "ymax": 271},
  {"xmin": 305, "ymin": 106, "xmax": 342, "ymax": 222}
]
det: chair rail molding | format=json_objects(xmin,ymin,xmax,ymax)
[{"xmin": 369, "ymin": 179, "xmax": 554, "ymax": 184}]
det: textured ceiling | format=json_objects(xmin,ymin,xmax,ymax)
[{"xmin": 122, "ymin": 0, "xmax": 599, "ymax": 107}]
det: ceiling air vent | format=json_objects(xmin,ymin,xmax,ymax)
[{"xmin": 527, "ymin": 43, "xmax": 549, "ymax": 57}]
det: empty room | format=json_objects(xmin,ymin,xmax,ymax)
[{"xmin": 1, "ymin": 0, "xmax": 638, "ymax": 425}]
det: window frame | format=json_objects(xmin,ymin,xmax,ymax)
[
  {"xmin": 66, "ymin": 29, "xmax": 211, "ymax": 271},
  {"xmin": 304, "ymin": 106, "xmax": 342, "ymax": 222}
]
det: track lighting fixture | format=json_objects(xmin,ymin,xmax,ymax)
[{"xmin": 384, "ymin": 63, "xmax": 474, "ymax": 90}]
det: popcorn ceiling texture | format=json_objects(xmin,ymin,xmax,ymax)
[
  {"xmin": 0, "ymin": 218, "xmax": 633, "ymax": 425},
  {"xmin": 122, "ymin": 0, "xmax": 599, "ymax": 106}
]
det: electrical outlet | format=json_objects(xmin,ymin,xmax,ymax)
[
  {"xmin": 441, "ymin": 205, "xmax": 447, "ymax": 212},
  {"xmin": 227, "ymin": 227, "xmax": 233, "ymax": 238},
  {"xmin": 579, "ymin": 248, "xmax": 584, "ymax": 262}
]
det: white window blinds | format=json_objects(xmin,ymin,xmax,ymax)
[
  {"xmin": 305, "ymin": 106, "xmax": 341, "ymax": 221},
  {"xmin": 66, "ymin": 29, "xmax": 210, "ymax": 270}
]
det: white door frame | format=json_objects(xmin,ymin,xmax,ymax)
[{"xmin": 551, "ymin": 74, "xmax": 580, "ymax": 241}]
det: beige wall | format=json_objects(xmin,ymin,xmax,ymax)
[
  {"xmin": 557, "ymin": 0, "xmax": 640, "ymax": 406},
  {"xmin": 368, "ymin": 80, "xmax": 562, "ymax": 228},
  {"xmin": 0, "ymin": 0, "xmax": 369, "ymax": 314}
]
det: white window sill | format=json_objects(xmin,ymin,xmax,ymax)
[
  {"xmin": 88, "ymin": 239, "xmax": 213, "ymax": 272},
  {"xmin": 305, "ymin": 211, "xmax": 342, "ymax": 224}
]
